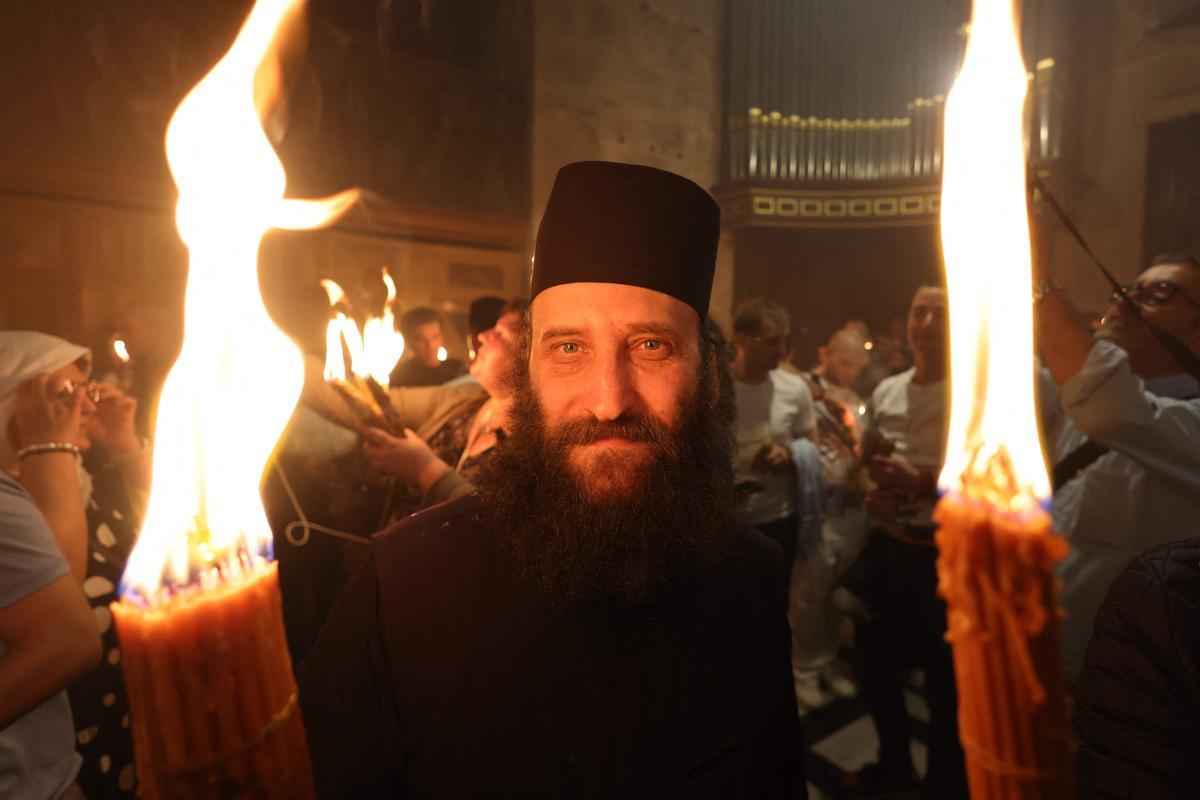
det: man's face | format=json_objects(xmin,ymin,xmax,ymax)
[
  {"xmin": 735, "ymin": 318, "xmax": 788, "ymax": 376},
  {"xmin": 529, "ymin": 283, "xmax": 702, "ymax": 501},
  {"xmin": 469, "ymin": 310, "xmax": 523, "ymax": 393},
  {"xmin": 477, "ymin": 283, "xmax": 734, "ymax": 605},
  {"xmin": 1097, "ymin": 263, "xmax": 1200, "ymax": 361},
  {"xmin": 906, "ymin": 287, "xmax": 948, "ymax": 358},
  {"xmin": 411, "ymin": 320, "xmax": 444, "ymax": 368}
]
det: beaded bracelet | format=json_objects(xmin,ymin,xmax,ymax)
[{"xmin": 16, "ymin": 442, "xmax": 81, "ymax": 460}]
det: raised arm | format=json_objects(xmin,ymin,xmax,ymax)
[{"xmin": 11, "ymin": 376, "xmax": 88, "ymax": 580}]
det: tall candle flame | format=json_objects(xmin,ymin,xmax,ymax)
[
  {"xmin": 121, "ymin": 0, "xmax": 357, "ymax": 602},
  {"xmin": 938, "ymin": 0, "xmax": 1050, "ymax": 513}
]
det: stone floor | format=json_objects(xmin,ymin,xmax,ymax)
[{"xmin": 800, "ymin": 679, "xmax": 930, "ymax": 799}]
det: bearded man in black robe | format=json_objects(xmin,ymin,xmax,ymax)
[{"xmin": 300, "ymin": 161, "xmax": 805, "ymax": 799}]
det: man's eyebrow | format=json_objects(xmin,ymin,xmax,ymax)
[
  {"xmin": 540, "ymin": 326, "xmax": 584, "ymax": 342},
  {"xmin": 624, "ymin": 323, "xmax": 683, "ymax": 338}
]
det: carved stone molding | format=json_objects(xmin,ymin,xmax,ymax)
[{"xmin": 715, "ymin": 182, "xmax": 941, "ymax": 230}]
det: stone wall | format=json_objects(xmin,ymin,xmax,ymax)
[
  {"xmin": 530, "ymin": 0, "xmax": 728, "ymax": 325},
  {"xmin": 1042, "ymin": 1, "xmax": 1200, "ymax": 312}
]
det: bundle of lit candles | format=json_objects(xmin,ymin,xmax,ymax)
[
  {"xmin": 109, "ymin": 0, "xmax": 355, "ymax": 795},
  {"xmin": 319, "ymin": 270, "xmax": 406, "ymax": 434},
  {"xmin": 934, "ymin": 0, "xmax": 1074, "ymax": 796}
]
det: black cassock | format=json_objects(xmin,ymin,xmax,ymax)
[{"xmin": 300, "ymin": 494, "xmax": 805, "ymax": 799}]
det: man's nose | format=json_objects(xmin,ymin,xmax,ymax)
[{"xmin": 584, "ymin": 354, "xmax": 639, "ymax": 422}]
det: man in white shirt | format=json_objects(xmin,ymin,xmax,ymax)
[
  {"xmin": 731, "ymin": 298, "xmax": 817, "ymax": 560},
  {"xmin": 1035, "ymin": 253, "xmax": 1200, "ymax": 683},
  {"xmin": 730, "ymin": 299, "xmax": 823, "ymax": 708},
  {"xmin": 838, "ymin": 286, "xmax": 966, "ymax": 800}
]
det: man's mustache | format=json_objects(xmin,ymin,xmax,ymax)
[{"xmin": 548, "ymin": 414, "xmax": 672, "ymax": 447}]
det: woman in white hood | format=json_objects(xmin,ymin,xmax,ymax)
[
  {"xmin": 0, "ymin": 330, "xmax": 103, "ymax": 799},
  {"xmin": 2, "ymin": 330, "xmax": 152, "ymax": 797}
]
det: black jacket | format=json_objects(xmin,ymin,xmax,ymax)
[
  {"xmin": 1075, "ymin": 537, "xmax": 1200, "ymax": 799},
  {"xmin": 300, "ymin": 494, "xmax": 804, "ymax": 799}
]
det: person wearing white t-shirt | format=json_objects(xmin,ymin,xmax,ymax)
[
  {"xmin": 730, "ymin": 299, "xmax": 826, "ymax": 715},
  {"xmin": 730, "ymin": 299, "xmax": 816, "ymax": 559},
  {"xmin": 837, "ymin": 286, "xmax": 967, "ymax": 800}
]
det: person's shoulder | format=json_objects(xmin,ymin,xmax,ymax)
[
  {"xmin": 439, "ymin": 381, "xmax": 487, "ymax": 404},
  {"xmin": 1124, "ymin": 537, "xmax": 1200, "ymax": 596},
  {"xmin": 769, "ymin": 368, "xmax": 807, "ymax": 392},
  {"xmin": 720, "ymin": 518, "xmax": 789, "ymax": 580},
  {"xmin": 372, "ymin": 494, "xmax": 492, "ymax": 569},
  {"xmin": 377, "ymin": 492, "xmax": 486, "ymax": 538},
  {"xmin": 389, "ymin": 359, "xmax": 420, "ymax": 385},
  {"xmin": 871, "ymin": 367, "xmax": 915, "ymax": 402},
  {"xmin": 0, "ymin": 471, "xmax": 70, "ymax": 604},
  {"xmin": 0, "ymin": 472, "xmax": 42, "ymax": 526},
  {"xmin": 0, "ymin": 471, "xmax": 27, "ymax": 497},
  {"xmin": 770, "ymin": 369, "xmax": 814, "ymax": 402}
]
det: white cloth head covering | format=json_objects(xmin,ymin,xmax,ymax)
[{"xmin": 0, "ymin": 331, "xmax": 92, "ymax": 472}]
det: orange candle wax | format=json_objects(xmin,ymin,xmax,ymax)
[
  {"xmin": 112, "ymin": 560, "xmax": 314, "ymax": 799},
  {"xmin": 935, "ymin": 492, "xmax": 1074, "ymax": 800}
]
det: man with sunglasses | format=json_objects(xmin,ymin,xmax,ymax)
[{"xmin": 1034, "ymin": 252, "xmax": 1200, "ymax": 683}]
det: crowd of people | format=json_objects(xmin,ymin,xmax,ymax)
[{"xmin": 2, "ymin": 160, "xmax": 1199, "ymax": 798}]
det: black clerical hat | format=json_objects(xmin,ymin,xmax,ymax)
[{"xmin": 531, "ymin": 161, "xmax": 720, "ymax": 318}]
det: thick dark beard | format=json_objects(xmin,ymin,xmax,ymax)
[{"xmin": 475, "ymin": 338, "xmax": 737, "ymax": 607}]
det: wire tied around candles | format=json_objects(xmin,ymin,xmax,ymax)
[
  {"xmin": 156, "ymin": 691, "xmax": 300, "ymax": 780},
  {"xmin": 958, "ymin": 731, "xmax": 1060, "ymax": 782}
]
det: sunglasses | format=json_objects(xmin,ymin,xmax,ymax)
[
  {"xmin": 55, "ymin": 379, "xmax": 102, "ymax": 404},
  {"xmin": 1113, "ymin": 281, "xmax": 1200, "ymax": 313}
]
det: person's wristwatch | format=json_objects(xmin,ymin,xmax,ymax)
[{"xmin": 1033, "ymin": 277, "xmax": 1063, "ymax": 303}]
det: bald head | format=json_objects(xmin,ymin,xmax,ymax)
[{"xmin": 821, "ymin": 329, "xmax": 869, "ymax": 387}]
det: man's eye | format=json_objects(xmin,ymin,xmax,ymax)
[
  {"xmin": 635, "ymin": 339, "xmax": 671, "ymax": 357},
  {"xmin": 557, "ymin": 342, "xmax": 580, "ymax": 354}
]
